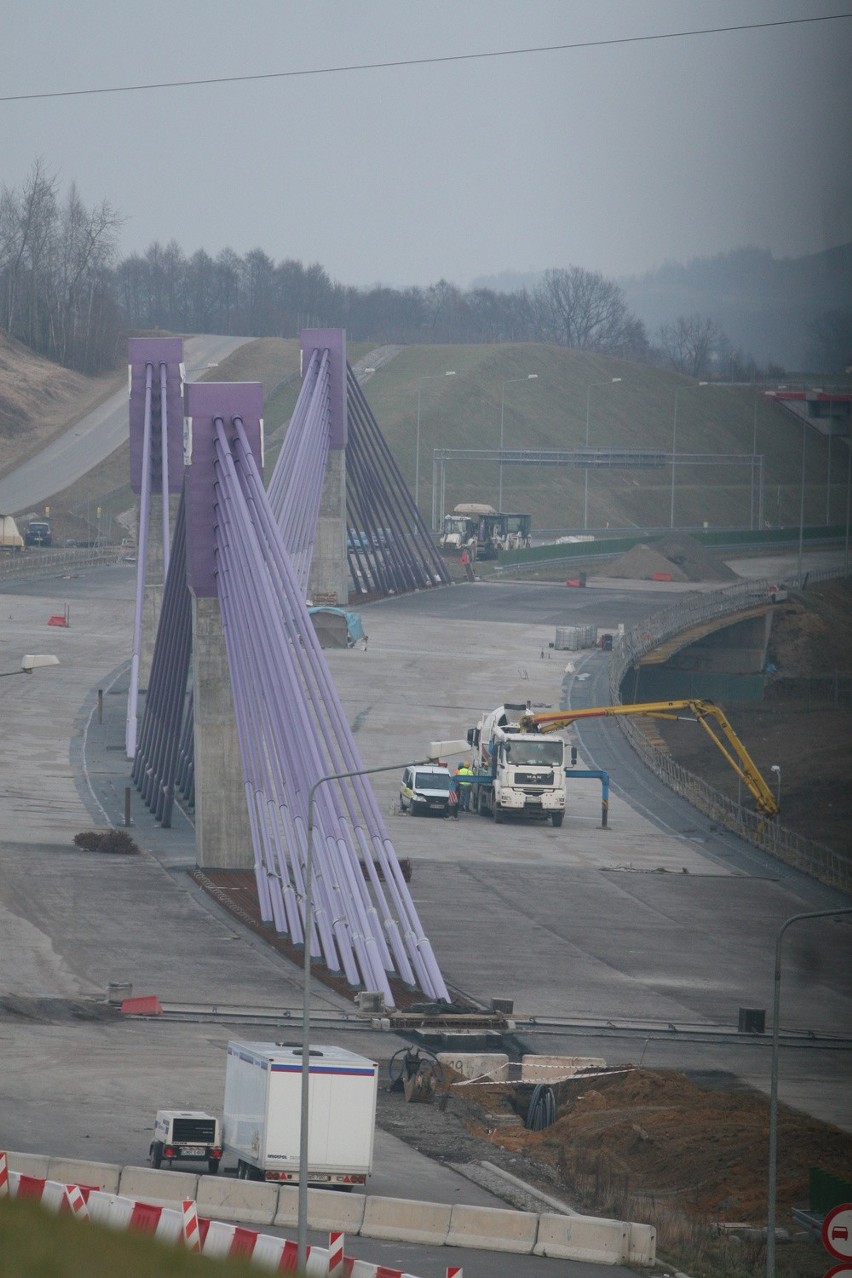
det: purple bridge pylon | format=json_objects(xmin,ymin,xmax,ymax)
[{"xmin": 127, "ymin": 331, "xmax": 450, "ymax": 1007}]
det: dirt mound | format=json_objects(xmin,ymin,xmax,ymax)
[
  {"xmin": 600, "ymin": 542, "xmax": 691, "ymax": 581},
  {"xmin": 602, "ymin": 532, "xmax": 739, "ymax": 582},
  {"xmin": 461, "ymin": 1066, "xmax": 852, "ymax": 1224}
]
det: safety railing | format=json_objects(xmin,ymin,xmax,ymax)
[
  {"xmin": 0, "ymin": 546, "xmax": 128, "ymax": 581},
  {"xmin": 607, "ymin": 568, "xmax": 850, "ymax": 893}
]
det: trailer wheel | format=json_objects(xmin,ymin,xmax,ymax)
[
  {"xmin": 237, "ymin": 1160, "xmax": 247, "ymax": 1180},
  {"xmin": 150, "ymin": 1142, "xmax": 162, "ymax": 1169},
  {"xmin": 208, "ymin": 1158, "xmax": 220, "ymax": 1175},
  {"xmin": 551, "ymin": 812, "xmax": 564, "ymax": 828}
]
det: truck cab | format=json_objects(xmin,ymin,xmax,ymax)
[
  {"xmin": 150, "ymin": 1110, "xmax": 222, "ymax": 1174},
  {"xmin": 25, "ymin": 520, "xmax": 52, "ymax": 547}
]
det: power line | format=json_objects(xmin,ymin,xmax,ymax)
[{"xmin": 2, "ymin": 13, "xmax": 849, "ymax": 104}]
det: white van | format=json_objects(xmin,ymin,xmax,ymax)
[{"xmin": 400, "ymin": 765, "xmax": 452, "ymax": 816}]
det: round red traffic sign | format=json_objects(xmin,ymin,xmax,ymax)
[
  {"xmin": 823, "ymin": 1205, "xmax": 852, "ymax": 1260},
  {"xmin": 823, "ymin": 1264, "xmax": 852, "ymax": 1278}
]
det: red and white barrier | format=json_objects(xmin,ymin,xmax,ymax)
[
  {"xmin": 446, "ymin": 1268, "xmax": 464, "ymax": 1277},
  {"xmin": 65, "ymin": 1184, "xmax": 90, "ymax": 1221},
  {"xmin": 182, "ymin": 1199, "xmax": 202, "ymax": 1252},
  {"xmin": 328, "ymin": 1230, "xmax": 345, "ymax": 1277},
  {"xmin": 0, "ymin": 1153, "xmax": 425, "ymax": 1278}
]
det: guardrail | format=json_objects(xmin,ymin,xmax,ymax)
[
  {"xmin": 0, "ymin": 546, "xmax": 128, "ymax": 581},
  {"xmin": 606, "ymin": 569, "xmax": 851, "ymax": 893}
]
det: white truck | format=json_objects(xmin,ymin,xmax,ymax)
[
  {"xmin": 223, "ymin": 1041, "xmax": 378, "ymax": 1186},
  {"xmin": 0, "ymin": 515, "xmax": 24, "ymax": 552},
  {"xmin": 150, "ymin": 1110, "xmax": 223, "ymax": 1173},
  {"xmin": 467, "ymin": 703, "xmax": 567, "ymax": 826}
]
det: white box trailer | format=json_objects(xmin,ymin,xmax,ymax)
[{"xmin": 223, "ymin": 1041, "xmax": 378, "ymax": 1186}]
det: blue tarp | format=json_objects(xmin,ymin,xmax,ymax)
[{"xmin": 308, "ymin": 606, "xmax": 365, "ymax": 647}]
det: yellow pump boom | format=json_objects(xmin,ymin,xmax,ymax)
[{"xmin": 521, "ymin": 699, "xmax": 779, "ymax": 818}]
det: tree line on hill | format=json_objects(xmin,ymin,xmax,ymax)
[{"xmin": 3, "ymin": 161, "xmax": 846, "ymax": 378}]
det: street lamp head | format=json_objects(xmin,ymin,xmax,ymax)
[
  {"xmin": 22, "ymin": 654, "xmax": 59, "ymax": 671},
  {"xmin": 611, "ymin": 377, "xmax": 622, "ymax": 383},
  {"xmin": 527, "ymin": 374, "xmax": 539, "ymax": 380},
  {"xmin": 770, "ymin": 764, "xmax": 781, "ymax": 775},
  {"xmin": 445, "ymin": 371, "xmax": 456, "ymax": 377}
]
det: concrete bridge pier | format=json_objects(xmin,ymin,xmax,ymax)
[{"xmin": 303, "ymin": 329, "xmax": 349, "ymax": 606}]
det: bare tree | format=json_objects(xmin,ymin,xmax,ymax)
[
  {"xmin": 657, "ymin": 313, "xmax": 723, "ymax": 378},
  {"xmin": 532, "ymin": 266, "xmax": 637, "ymax": 352},
  {"xmin": 0, "ymin": 158, "xmax": 58, "ymax": 343}
]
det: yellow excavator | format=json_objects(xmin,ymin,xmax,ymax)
[{"xmin": 520, "ymin": 699, "xmax": 779, "ymax": 819}]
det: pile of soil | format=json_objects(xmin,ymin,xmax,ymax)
[
  {"xmin": 455, "ymin": 1066, "xmax": 851, "ymax": 1223},
  {"xmin": 602, "ymin": 532, "xmax": 739, "ymax": 582}
]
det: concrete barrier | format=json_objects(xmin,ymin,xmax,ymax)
[
  {"xmin": 7, "ymin": 1150, "xmax": 50, "ymax": 1177},
  {"xmin": 437, "ymin": 1052, "xmax": 508, "ymax": 1081},
  {"xmin": 47, "ymin": 1157, "xmax": 120, "ymax": 1192},
  {"xmin": 274, "ymin": 1185, "xmax": 366, "ymax": 1232},
  {"xmin": 447, "ymin": 1202, "xmax": 538, "ymax": 1253},
  {"xmin": 361, "ymin": 1195, "xmax": 451, "ymax": 1245},
  {"xmin": 628, "ymin": 1221, "xmax": 657, "ymax": 1265},
  {"xmin": 119, "ymin": 1165, "xmax": 198, "ymax": 1205},
  {"xmin": 534, "ymin": 1212, "xmax": 629, "ymax": 1264},
  {"xmin": 196, "ymin": 1174, "xmax": 278, "ymax": 1226}
]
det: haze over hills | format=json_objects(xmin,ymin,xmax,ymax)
[{"xmin": 473, "ymin": 242, "xmax": 852, "ymax": 370}]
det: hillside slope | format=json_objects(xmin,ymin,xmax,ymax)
[{"xmin": 0, "ymin": 336, "xmax": 845, "ymax": 539}]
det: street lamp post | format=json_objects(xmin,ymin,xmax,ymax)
[
  {"xmin": 769, "ymin": 764, "xmax": 781, "ymax": 811},
  {"xmin": 498, "ymin": 374, "xmax": 538, "ymax": 513},
  {"xmin": 766, "ymin": 908, "xmax": 852, "ymax": 1278},
  {"xmin": 583, "ymin": 378, "xmax": 622, "ymax": 529},
  {"xmin": 797, "ymin": 419, "xmax": 807, "ymax": 582},
  {"xmin": 298, "ymin": 756, "xmax": 433, "ymax": 1270},
  {"xmin": 671, "ymin": 382, "xmax": 708, "ymax": 529},
  {"xmin": 415, "ymin": 372, "xmax": 455, "ymax": 510}
]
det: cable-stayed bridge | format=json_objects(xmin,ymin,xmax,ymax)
[{"xmin": 126, "ymin": 331, "xmax": 451, "ymax": 1008}]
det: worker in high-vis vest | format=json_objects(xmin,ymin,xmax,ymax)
[{"xmin": 455, "ymin": 761, "xmax": 475, "ymax": 811}]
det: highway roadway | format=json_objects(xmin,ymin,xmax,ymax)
[{"xmin": 0, "ymin": 335, "xmax": 251, "ymax": 515}]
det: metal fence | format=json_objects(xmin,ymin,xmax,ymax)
[
  {"xmin": 608, "ymin": 567, "xmax": 851, "ymax": 894},
  {"xmin": 0, "ymin": 546, "xmax": 128, "ymax": 582}
]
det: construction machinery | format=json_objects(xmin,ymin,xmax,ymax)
[
  {"xmin": 520, "ymin": 699, "xmax": 779, "ymax": 818},
  {"xmin": 467, "ymin": 703, "xmax": 567, "ymax": 825},
  {"xmin": 440, "ymin": 504, "xmax": 531, "ymax": 559}
]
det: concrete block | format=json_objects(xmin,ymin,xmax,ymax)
[
  {"xmin": 447, "ymin": 1202, "xmax": 538, "ymax": 1252},
  {"xmin": 7, "ymin": 1150, "xmax": 50, "ymax": 1177},
  {"xmin": 197, "ymin": 1174, "xmax": 278, "ymax": 1226},
  {"xmin": 46, "ymin": 1157, "xmax": 120, "ymax": 1192},
  {"xmin": 361, "ymin": 1195, "xmax": 451, "ymax": 1245},
  {"xmin": 273, "ymin": 1185, "xmax": 365, "ymax": 1232},
  {"xmin": 534, "ymin": 1212, "xmax": 629, "ymax": 1263},
  {"xmin": 118, "ymin": 1165, "xmax": 198, "ymax": 1205},
  {"xmin": 437, "ymin": 1052, "xmax": 508, "ymax": 1081},
  {"xmin": 519, "ymin": 1055, "xmax": 606, "ymax": 1082},
  {"xmin": 628, "ymin": 1221, "xmax": 657, "ymax": 1265}
]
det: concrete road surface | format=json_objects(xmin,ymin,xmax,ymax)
[{"xmin": 0, "ymin": 335, "xmax": 251, "ymax": 514}]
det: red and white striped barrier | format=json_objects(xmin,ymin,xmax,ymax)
[
  {"xmin": 65, "ymin": 1184, "xmax": 90, "ymax": 1221},
  {"xmin": 446, "ymin": 1268, "xmax": 464, "ymax": 1277},
  {"xmin": 182, "ymin": 1199, "xmax": 202, "ymax": 1252},
  {"xmin": 328, "ymin": 1230, "xmax": 345, "ymax": 1277},
  {"xmin": 0, "ymin": 1154, "xmax": 424, "ymax": 1278}
]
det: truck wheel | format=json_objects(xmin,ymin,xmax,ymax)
[
  {"xmin": 493, "ymin": 806, "xmax": 504, "ymax": 824},
  {"xmin": 208, "ymin": 1158, "xmax": 220, "ymax": 1175},
  {"xmin": 237, "ymin": 1160, "xmax": 246, "ymax": 1179},
  {"xmin": 151, "ymin": 1142, "xmax": 163, "ymax": 1170},
  {"xmin": 551, "ymin": 812, "xmax": 564, "ymax": 828}
]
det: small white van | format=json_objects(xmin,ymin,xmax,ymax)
[{"xmin": 400, "ymin": 765, "xmax": 452, "ymax": 816}]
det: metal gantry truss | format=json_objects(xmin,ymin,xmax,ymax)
[{"xmin": 431, "ymin": 447, "xmax": 765, "ymax": 530}]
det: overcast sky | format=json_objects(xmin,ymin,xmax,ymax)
[{"xmin": 2, "ymin": 1, "xmax": 850, "ymax": 290}]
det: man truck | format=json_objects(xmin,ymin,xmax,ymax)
[
  {"xmin": 467, "ymin": 703, "xmax": 567, "ymax": 825},
  {"xmin": 223, "ymin": 1041, "xmax": 378, "ymax": 1185}
]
